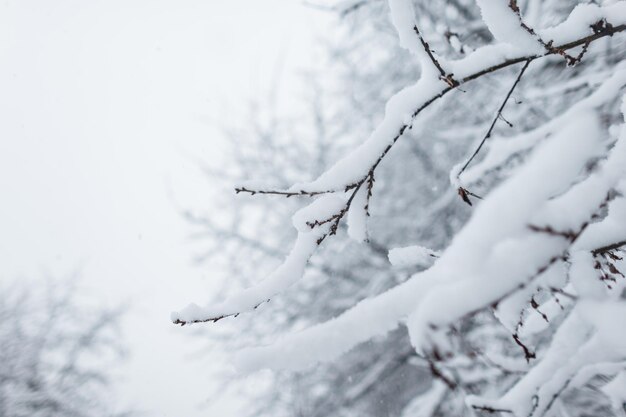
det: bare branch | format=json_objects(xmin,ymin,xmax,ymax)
[
  {"xmin": 413, "ymin": 25, "xmax": 458, "ymax": 87},
  {"xmin": 591, "ymin": 240, "xmax": 626, "ymax": 256},
  {"xmin": 234, "ymin": 186, "xmax": 338, "ymax": 197},
  {"xmin": 457, "ymin": 59, "xmax": 532, "ymax": 179}
]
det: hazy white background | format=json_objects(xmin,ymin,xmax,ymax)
[{"xmin": 0, "ymin": 1, "xmax": 329, "ymax": 415}]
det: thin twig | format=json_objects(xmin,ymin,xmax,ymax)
[
  {"xmin": 508, "ymin": 0, "xmax": 581, "ymax": 66},
  {"xmin": 462, "ymin": 21, "xmax": 623, "ymax": 83},
  {"xmin": 457, "ymin": 59, "xmax": 532, "ymax": 177},
  {"xmin": 173, "ymin": 301, "xmax": 266, "ymax": 326},
  {"xmin": 471, "ymin": 404, "xmax": 513, "ymax": 414},
  {"xmin": 591, "ymin": 240, "xmax": 626, "ymax": 256},
  {"xmin": 234, "ymin": 185, "xmax": 354, "ymax": 197},
  {"xmin": 527, "ymin": 224, "xmax": 580, "ymax": 242},
  {"xmin": 317, "ymin": 180, "xmax": 366, "ymax": 245},
  {"xmin": 428, "ymin": 360, "xmax": 457, "ymax": 390},
  {"xmin": 364, "ymin": 172, "xmax": 375, "ymax": 216},
  {"xmin": 413, "ymin": 25, "xmax": 458, "ymax": 87}
]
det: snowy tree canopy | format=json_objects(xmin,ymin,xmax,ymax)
[
  {"xmin": 175, "ymin": 1, "xmax": 626, "ymax": 416},
  {"xmin": 0, "ymin": 277, "xmax": 129, "ymax": 417}
]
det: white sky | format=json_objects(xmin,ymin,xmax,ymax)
[{"xmin": 0, "ymin": 1, "xmax": 330, "ymax": 416}]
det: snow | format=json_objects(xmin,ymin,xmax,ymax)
[
  {"xmin": 481, "ymin": 297, "xmax": 626, "ymax": 417},
  {"xmin": 388, "ymin": 245, "xmax": 439, "ymax": 268},
  {"xmin": 171, "ymin": 229, "xmax": 321, "ymax": 323},
  {"xmin": 288, "ymin": 75, "xmax": 444, "ymax": 193},
  {"xmin": 292, "ymin": 194, "xmax": 346, "ymax": 232},
  {"xmin": 401, "ymin": 382, "xmax": 447, "ymax": 417},
  {"xmin": 578, "ymin": 300, "xmax": 626, "ymax": 352},
  {"xmin": 574, "ymin": 197, "xmax": 626, "ymax": 252},
  {"xmin": 233, "ymin": 83, "xmax": 620, "ymax": 372},
  {"xmin": 388, "ymin": 0, "xmax": 444, "ymax": 78},
  {"xmin": 465, "ymin": 93, "xmax": 626, "ymax": 417},
  {"xmin": 288, "ymin": 3, "xmax": 626, "ymax": 195},
  {"xmin": 540, "ymin": 2, "xmax": 626, "ymax": 45},
  {"xmin": 467, "ymin": 309, "xmax": 595, "ymax": 416},
  {"xmin": 603, "ymin": 371, "xmax": 626, "ymax": 414},
  {"xmin": 475, "ymin": 0, "xmax": 542, "ymax": 53},
  {"xmin": 494, "ymin": 261, "xmax": 566, "ymax": 334},
  {"xmin": 172, "ymin": 194, "xmax": 346, "ymax": 323},
  {"xmin": 234, "ymin": 266, "xmax": 441, "ymax": 371},
  {"xmin": 517, "ymin": 285, "xmax": 573, "ymax": 339},
  {"xmin": 179, "ymin": 5, "xmax": 626, "ymax": 408},
  {"xmin": 569, "ymin": 252, "xmax": 605, "ymax": 299},
  {"xmin": 460, "ymin": 66, "xmax": 626, "ymax": 187},
  {"xmin": 387, "ymin": 0, "xmax": 421, "ymax": 56}
]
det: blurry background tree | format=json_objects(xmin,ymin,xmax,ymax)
[
  {"xmin": 179, "ymin": 0, "xmax": 626, "ymax": 416},
  {"xmin": 0, "ymin": 276, "xmax": 131, "ymax": 417}
]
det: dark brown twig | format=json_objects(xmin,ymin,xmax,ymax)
[
  {"xmin": 173, "ymin": 300, "xmax": 267, "ymax": 326},
  {"xmin": 235, "ymin": 186, "xmax": 338, "ymax": 197},
  {"xmin": 364, "ymin": 172, "xmax": 375, "ymax": 217},
  {"xmin": 457, "ymin": 59, "xmax": 532, "ymax": 178},
  {"xmin": 457, "ymin": 187, "xmax": 483, "ymax": 206},
  {"xmin": 315, "ymin": 180, "xmax": 368, "ymax": 245},
  {"xmin": 527, "ymin": 224, "xmax": 580, "ymax": 242},
  {"xmin": 413, "ymin": 25, "xmax": 458, "ymax": 87},
  {"xmin": 428, "ymin": 360, "xmax": 457, "ymax": 390},
  {"xmin": 591, "ymin": 240, "xmax": 626, "ymax": 256},
  {"xmin": 508, "ymin": 0, "xmax": 584, "ymax": 66},
  {"xmin": 472, "ymin": 404, "xmax": 513, "ymax": 414},
  {"xmin": 512, "ymin": 333, "xmax": 537, "ymax": 362}
]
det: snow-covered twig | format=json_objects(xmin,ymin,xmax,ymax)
[
  {"xmin": 174, "ymin": 3, "xmax": 626, "ymax": 328},
  {"xmin": 456, "ymin": 59, "xmax": 532, "ymax": 180}
]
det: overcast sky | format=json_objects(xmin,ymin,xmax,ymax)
[{"xmin": 0, "ymin": 1, "xmax": 329, "ymax": 415}]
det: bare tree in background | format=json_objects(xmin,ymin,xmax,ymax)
[
  {"xmin": 0, "ymin": 277, "xmax": 131, "ymax": 417},
  {"xmin": 176, "ymin": 1, "xmax": 626, "ymax": 416}
]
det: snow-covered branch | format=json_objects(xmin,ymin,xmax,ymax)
[
  {"xmin": 176, "ymin": 2, "xmax": 626, "ymax": 416},
  {"xmin": 174, "ymin": 2, "xmax": 626, "ymax": 326}
]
